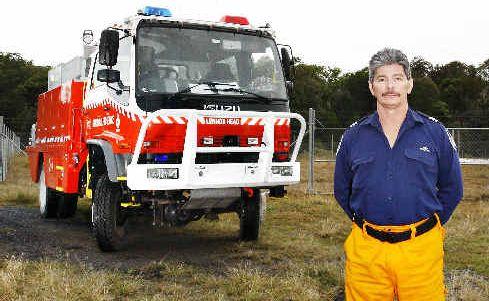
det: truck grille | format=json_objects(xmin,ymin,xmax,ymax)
[
  {"xmin": 195, "ymin": 152, "xmax": 259, "ymax": 164},
  {"xmin": 137, "ymin": 153, "xmax": 183, "ymax": 164}
]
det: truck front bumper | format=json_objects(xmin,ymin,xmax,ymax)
[{"xmin": 126, "ymin": 109, "xmax": 305, "ymax": 191}]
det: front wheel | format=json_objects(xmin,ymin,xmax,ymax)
[
  {"xmin": 239, "ymin": 188, "xmax": 263, "ymax": 241},
  {"xmin": 92, "ymin": 174, "xmax": 127, "ymax": 252}
]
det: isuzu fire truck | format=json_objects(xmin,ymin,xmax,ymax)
[{"xmin": 27, "ymin": 7, "xmax": 305, "ymax": 251}]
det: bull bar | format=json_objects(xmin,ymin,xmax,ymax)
[{"xmin": 126, "ymin": 109, "xmax": 306, "ymax": 190}]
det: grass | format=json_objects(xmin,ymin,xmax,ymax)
[
  {"xmin": 0, "ymin": 257, "xmax": 151, "ymax": 301},
  {"xmin": 0, "ymin": 155, "xmax": 488, "ymax": 300},
  {"xmin": 0, "ymin": 155, "xmax": 38, "ymax": 207}
]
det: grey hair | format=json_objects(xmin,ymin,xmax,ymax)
[{"xmin": 368, "ymin": 48, "xmax": 411, "ymax": 82}]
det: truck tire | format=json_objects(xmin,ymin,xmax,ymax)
[
  {"xmin": 92, "ymin": 173, "xmax": 127, "ymax": 252},
  {"xmin": 239, "ymin": 188, "xmax": 261, "ymax": 241},
  {"xmin": 58, "ymin": 193, "xmax": 78, "ymax": 218},
  {"xmin": 39, "ymin": 167, "xmax": 58, "ymax": 218}
]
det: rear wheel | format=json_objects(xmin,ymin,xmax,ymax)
[
  {"xmin": 239, "ymin": 188, "xmax": 262, "ymax": 241},
  {"xmin": 92, "ymin": 173, "xmax": 127, "ymax": 252},
  {"xmin": 39, "ymin": 167, "xmax": 58, "ymax": 218}
]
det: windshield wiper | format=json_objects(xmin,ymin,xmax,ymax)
[
  {"xmin": 203, "ymin": 85, "xmax": 273, "ymax": 104},
  {"xmin": 219, "ymin": 87, "xmax": 271, "ymax": 101},
  {"xmin": 166, "ymin": 83, "xmax": 203, "ymax": 101},
  {"xmin": 199, "ymin": 81, "xmax": 236, "ymax": 87},
  {"xmin": 166, "ymin": 81, "xmax": 236, "ymax": 101},
  {"xmin": 166, "ymin": 81, "xmax": 275, "ymax": 104}
]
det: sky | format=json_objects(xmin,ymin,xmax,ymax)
[{"xmin": 1, "ymin": 0, "xmax": 488, "ymax": 72}]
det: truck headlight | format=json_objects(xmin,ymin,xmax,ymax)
[
  {"xmin": 147, "ymin": 168, "xmax": 179, "ymax": 179},
  {"xmin": 271, "ymin": 166, "xmax": 293, "ymax": 176},
  {"xmin": 247, "ymin": 137, "xmax": 259, "ymax": 145},
  {"xmin": 203, "ymin": 137, "xmax": 214, "ymax": 145}
]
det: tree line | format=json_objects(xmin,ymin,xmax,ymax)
[
  {"xmin": 291, "ymin": 57, "xmax": 489, "ymax": 128},
  {"xmin": 0, "ymin": 53, "xmax": 49, "ymax": 144},
  {"xmin": 1, "ymin": 52, "xmax": 488, "ymax": 145}
]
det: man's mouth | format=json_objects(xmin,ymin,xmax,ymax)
[{"xmin": 382, "ymin": 93, "xmax": 400, "ymax": 97}]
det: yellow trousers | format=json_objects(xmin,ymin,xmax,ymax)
[{"xmin": 344, "ymin": 219, "xmax": 446, "ymax": 301}]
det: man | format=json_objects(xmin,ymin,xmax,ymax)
[{"xmin": 334, "ymin": 48, "xmax": 463, "ymax": 301}]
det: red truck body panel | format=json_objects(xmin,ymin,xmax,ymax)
[{"xmin": 27, "ymin": 81, "xmax": 87, "ymax": 193}]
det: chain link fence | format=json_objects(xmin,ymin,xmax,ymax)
[
  {"xmin": 306, "ymin": 109, "xmax": 489, "ymax": 195},
  {"xmin": 448, "ymin": 128, "xmax": 489, "ymax": 164},
  {"xmin": 0, "ymin": 116, "xmax": 25, "ymax": 181}
]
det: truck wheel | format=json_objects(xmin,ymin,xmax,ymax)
[
  {"xmin": 58, "ymin": 193, "xmax": 78, "ymax": 218},
  {"xmin": 39, "ymin": 167, "xmax": 58, "ymax": 218},
  {"xmin": 92, "ymin": 173, "xmax": 127, "ymax": 252},
  {"xmin": 239, "ymin": 188, "xmax": 262, "ymax": 241}
]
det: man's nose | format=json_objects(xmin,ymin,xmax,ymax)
[{"xmin": 387, "ymin": 79, "xmax": 395, "ymax": 89}]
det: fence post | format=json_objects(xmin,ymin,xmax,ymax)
[
  {"xmin": 457, "ymin": 130, "xmax": 461, "ymax": 157},
  {"xmin": 307, "ymin": 108, "xmax": 315, "ymax": 195},
  {"xmin": 0, "ymin": 116, "xmax": 4, "ymax": 181}
]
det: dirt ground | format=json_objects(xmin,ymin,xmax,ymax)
[{"xmin": 0, "ymin": 206, "xmax": 244, "ymax": 272}]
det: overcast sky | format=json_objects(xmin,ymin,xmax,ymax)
[{"xmin": 1, "ymin": 0, "xmax": 488, "ymax": 72}]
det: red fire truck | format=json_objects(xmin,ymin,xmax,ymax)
[{"xmin": 26, "ymin": 7, "xmax": 306, "ymax": 251}]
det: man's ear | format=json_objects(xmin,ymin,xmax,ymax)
[
  {"xmin": 368, "ymin": 81, "xmax": 374, "ymax": 96},
  {"xmin": 407, "ymin": 78, "xmax": 414, "ymax": 94}
]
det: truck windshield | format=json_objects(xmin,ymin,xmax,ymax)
[{"xmin": 136, "ymin": 25, "xmax": 287, "ymax": 101}]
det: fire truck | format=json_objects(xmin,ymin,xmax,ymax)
[{"xmin": 26, "ymin": 7, "xmax": 306, "ymax": 251}]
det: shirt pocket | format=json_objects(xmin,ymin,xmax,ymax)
[
  {"xmin": 351, "ymin": 153, "xmax": 375, "ymax": 190},
  {"xmin": 404, "ymin": 148, "xmax": 437, "ymax": 182}
]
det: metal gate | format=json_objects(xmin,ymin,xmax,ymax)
[{"xmin": 0, "ymin": 116, "xmax": 25, "ymax": 181}]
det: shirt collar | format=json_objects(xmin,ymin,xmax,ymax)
[
  {"xmin": 408, "ymin": 108, "xmax": 425, "ymax": 124},
  {"xmin": 361, "ymin": 107, "xmax": 424, "ymax": 129},
  {"xmin": 361, "ymin": 111, "xmax": 380, "ymax": 129}
]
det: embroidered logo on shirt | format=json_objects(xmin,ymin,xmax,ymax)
[{"xmin": 419, "ymin": 146, "xmax": 430, "ymax": 153}]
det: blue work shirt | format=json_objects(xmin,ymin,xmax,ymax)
[{"xmin": 334, "ymin": 108, "xmax": 463, "ymax": 225}]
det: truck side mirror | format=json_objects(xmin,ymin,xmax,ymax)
[
  {"xmin": 99, "ymin": 29, "xmax": 119, "ymax": 67},
  {"xmin": 97, "ymin": 69, "xmax": 120, "ymax": 83},
  {"xmin": 280, "ymin": 47, "xmax": 293, "ymax": 81}
]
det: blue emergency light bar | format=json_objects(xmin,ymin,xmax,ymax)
[{"xmin": 141, "ymin": 6, "xmax": 172, "ymax": 17}]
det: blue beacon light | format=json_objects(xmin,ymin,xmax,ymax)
[
  {"xmin": 155, "ymin": 154, "xmax": 169, "ymax": 163},
  {"xmin": 142, "ymin": 6, "xmax": 172, "ymax": 17}
]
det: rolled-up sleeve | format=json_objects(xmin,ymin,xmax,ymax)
[
  {"xmin": 437, "ymin": 126, "xmax": 463, "ymax": 224},
  {"xmin": 334, "ymin": 133, "xmax": 354, "ymax": 220}
]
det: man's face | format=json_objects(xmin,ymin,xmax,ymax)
[{"xmin": 369, "ymin": 63, "xmax": 413, "ymax": 109}]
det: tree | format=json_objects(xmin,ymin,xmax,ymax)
[
  {"xmin": 0, "ymin": 52, "xmax": 49, "ymax": 143},
  {"xmin": 430, "ymin": 61, "xmax": 486, "ymax": 126},
  {"xmin": 290, "ymin": 63, "xmax": 341, "ymax": 126},
  {"xmin": 409, "ymin": 77, "xmax": 450, "ymax": 122},
  {"xmin": 411, "ymin": 56, "xmax": 433, "ymax": 78},
  {"xmin": 331, "ymin": 68, "xmax": 373, "ymax": 126}
]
